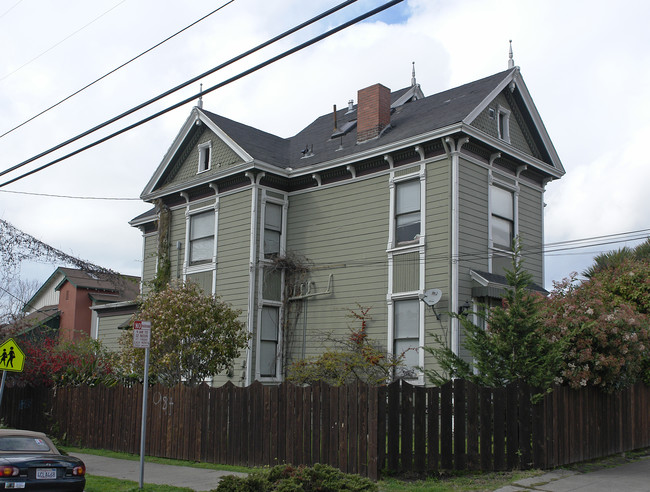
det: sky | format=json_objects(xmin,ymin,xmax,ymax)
[{"xmin": 0, "ymin": 0, "xmax": 649, "ymax": 291}]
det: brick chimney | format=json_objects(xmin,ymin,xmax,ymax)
[{"xmin": 356, "ymin": 83, "xmax": 391, "ymax": 143}]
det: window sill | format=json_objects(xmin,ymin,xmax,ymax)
[{"xmin": 388, "ymin": 237, "xmax": 424, "ymax": 253}]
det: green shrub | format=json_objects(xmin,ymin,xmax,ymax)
[{"xmin": 213, "ymin": 463, "xmax": 378, "ymax": 491}]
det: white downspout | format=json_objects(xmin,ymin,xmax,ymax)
[
  {"xmin": 445, "ymin": 136, "xmax": 469, "ymax": 356},
  {"xmin": 209, "ymin": 183, "xmax": 220, "ymax": 294},
  {"xmin": 244, "ymin": 171, "xmax": 264, "ymax": 386}
]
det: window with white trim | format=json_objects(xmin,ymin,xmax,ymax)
[
  {"xmin": 497, "ymin": 108, "xmax": 510, "ymax": 143},
  {"xmin": 491, "ymin": 185, "xmax": 514, "ymax": 250},
  {"xmin": 393, "ymin": 299, "xmax": 420, "ymax": 379},
  {"xmin": 189, "ymin": 210, "xmax": 214, "ymax": 265},
  {"xmin": 259, "ymin": 305, "xmax": 279, "ymax": 377},
  {"xmin": 198, "ymin": 142, "xmax": 211, "ymax": 173},
  {"xmin": 395, "ymin": 179, "xmax": 421, "ymax": 244},
  {"xmin": 263, "ymin": 202, "xmax": 282, "ymax": 258}
]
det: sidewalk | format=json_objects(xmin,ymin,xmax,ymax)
[
  {"xmin": 72, "ymin": 453, "xmax": 247, "ymax": 491},
  {"xmin": 72, "ymin": 451, "xmax": 650, "ymax": 491},
  {"xmin": 495, "ymin": 455, "xmax": 650, "ymax": 492}
]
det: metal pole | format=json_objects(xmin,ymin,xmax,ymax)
[
  {"xmin": 0, "ymin": 371, "xmax": 7, "ymax": 413},
  {"xmin": 139, "ymin": 347, "xmax": 150, "ymax": 490}
]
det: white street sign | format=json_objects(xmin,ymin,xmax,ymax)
[{"xmin": 133, "ymin": 320, "xmax": 151, "ymax": 348}]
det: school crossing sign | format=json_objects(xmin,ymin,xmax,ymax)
[{"xmin": 0, "ymin": 339, "xmax": 25, "ymax": 373}]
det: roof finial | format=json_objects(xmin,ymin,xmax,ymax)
[
  {"xmin": 411, "ymin": 61, "xmax": 417, "ymax": 87},
  {"xmin": 508, "ymin": 40, "xmax": 514, "ymax": 69},
  {"xmin": 198, "ymin": 83, "xmax": 203, "ymax": 109}
]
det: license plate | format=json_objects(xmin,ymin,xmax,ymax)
[{"xmin": 35, "ymin": 468, "xmax": 56, "ymax": 479}]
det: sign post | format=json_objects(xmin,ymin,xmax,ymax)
[
  {"xmin": 0, "ymin": 338, "xmax": 26, "ymax": 413},
  {"xmin": 133, "ymin": 321, "xmax": 151, "ymax": 490}
]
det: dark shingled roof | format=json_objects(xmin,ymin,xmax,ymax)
[
  {"xmin": 201, "ymin": 110, "xmax": 290, "ymax": 168},
  {"xmin": 201, "ymin": 70, "xmax": 512, "ymax": 170}
]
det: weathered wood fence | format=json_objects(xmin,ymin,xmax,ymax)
[{"xmin": 1, "ymin": 379, "xmax": 649, "ymax": 480}]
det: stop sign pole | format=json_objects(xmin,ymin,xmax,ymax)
[{"xmin": 133, "ymin": 321, "xmax": 151, "ymax": 490}]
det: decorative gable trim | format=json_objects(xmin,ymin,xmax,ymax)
[
  {"xmin": 463, "ymin": 68, "xmax": 565, "ymax": 176},
  {"xmin": 141, "ymin": 107, "xmax": 254, "ymax": 198}
]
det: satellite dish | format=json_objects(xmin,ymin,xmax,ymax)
[{"xmin": 420, "ymin": 288, "xmax": 442, "ymax": 306}]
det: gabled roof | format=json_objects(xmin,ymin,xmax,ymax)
[
  {"xmin": 24, "ymin": 267, "xmax": 140, "ymax": 313},
  {"xmin": 141, "ymin": 67, "xmax": 564, "ymax": 200}
]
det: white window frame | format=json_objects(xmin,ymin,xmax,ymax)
[
  {"xmin": 257, "ymin": 303, "xmax": 282, "ymax": 379},
  {"xmin": 388, "ymin": 295, "xmax": 424, "ymax": 382},
  {"xmin": 183, "ymin": 203, "xmax": 218, "ymax": 279},
  {"xmin": 263, "ymin": 202, "xmax": 283, "ymax": 258},
  {"xmin": 497, "ymin": 106, "xmax": 511, "ymax": 143},
  {"xmin": 198, "ymin": 141, "xmax": 212, "ymax": 173},
  {"xmin": 256, "ymin": 193, "xmax": 288, "ymax": 382},
  {"xmin": 389, "ymin": 171, "xmax": 425, "ymax": 250},
  {"xmin": 489, "ymin": 183, "xmax": 516, "ymax": 252}
]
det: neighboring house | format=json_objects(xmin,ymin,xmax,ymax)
[
  {"xmin": 20, "ymin": 267, "xmax": 140, "ymax": 346},
  {"xmin": 129, "ymin": 62, "xmax": 564, "ymax": 386}
]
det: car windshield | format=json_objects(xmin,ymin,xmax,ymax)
[{"xmin": 0, "ymin": 437, "xmax": 52, "ymax": 452}]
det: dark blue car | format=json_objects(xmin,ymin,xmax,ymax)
[{"xmin": 0, "ymin": 429, "xmax": 85, "ymax": 491}]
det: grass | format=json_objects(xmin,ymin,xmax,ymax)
[
  {"xmin": 61, "ymin": 445, "xmax": 548, "ymax": 491},
  {"xmin": 61, "ymin": 445, "xmax": 250, "ymax": 474},
  {"xmin": 85, "ymin": 475, "xmax": 194, "ymax": 491},
  {"xmin": 378, "ymin": 469, "xmax": 543, "ymax": 491}
]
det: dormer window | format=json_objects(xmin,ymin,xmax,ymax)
[
  {"xmin": 198, "ymin": 141, "xmax": 211, "ymax": 173},
  {"xmin": 497, "ymin": 107, "xmax": 511, "ymax": 143}
]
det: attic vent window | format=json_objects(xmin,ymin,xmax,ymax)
[
  {"xmin": 497, "ymin": 107, "xmax": 511, "ymax": 143},
  {"xmin": 198, "ymin": 141, "xmax": 212, "ymax": 173}
]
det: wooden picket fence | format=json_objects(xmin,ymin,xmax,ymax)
[{"xmin": 1, "ymin": 379, "xmax": 649, "ymax": 480}]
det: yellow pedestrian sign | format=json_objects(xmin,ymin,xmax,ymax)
[{"xmin": 0, "ymin": 339, "xmax": 25, "ymax": 373}]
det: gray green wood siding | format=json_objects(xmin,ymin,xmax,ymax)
[
  {"xmin": 285, "ymin": 175, "xmax": 389, "ymax": 364},
  {"xmin": 96, "ymin": 315, "xmax": 131, "ymax": 352},
  {"xmin": 160, "ymin": 129, "xmax": 245, "ymax": 191},
  {"xmin": 517, "ymin": 184, "xmax": 544, "ymax": 284},
  {"xmin": 422, "ymin": 159, "xmax": 452, "ymax": 372}
]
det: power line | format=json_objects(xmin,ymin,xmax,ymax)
[
  {"xmin": 0, "ymin": 189, "xmax": 139, "ymax": 201},
  {"xmin": 0, "ymin": 0, "xmax": 128, "ymax": 83},
  {"xmin": 0, "ymin": 0, "xmax": 23, "ymax": 20},
  {"xmin": 0, "ymin": 0, "xmax": 362, "ymax": 182},
  {"xmin": 0, "ymin": 0, "xmax": 236, "ymax": 140}
]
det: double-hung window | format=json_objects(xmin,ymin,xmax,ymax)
[
  {"xmin": 491, "ymin": 185, "xmax": 514, "ymax": 250},
  {"xmin": 393, "ymin": 299, "xmax": 420, "ymax": 379},
  {"xmin": 264, "ymin": 203, "xmax": 282, "ymax": 257},
  {"xmin": 198, "ymin": 142, "xmax": 211, "ymax": 173},
  {"xmin": 259, "ymin": 305, "xmax": 279, "ymax": 377},
  {"xmin": 395, "ymin": 179, "xmax": 421, "ymax": 244},
  {"xmin": 189, "ymin": 211, "xmax": 214, "ymax": 265}
]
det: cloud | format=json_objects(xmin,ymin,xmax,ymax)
[{"xmin": 0, "ymin": 0, "xmax": 648, "ymax": 291}]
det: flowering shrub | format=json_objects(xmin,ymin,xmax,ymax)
[
  {"xmin": 287, "ymin": 306, "xmax": 410, "ymax": 386},
  {"xmin": 118, "ymin": 281, "xmax": 249, "ymax": 386},
  {"xmin": 13, "ymin": 336, "xmax": 118, "ymax": 387},
  {"xmin": 541, "ymin": 261, "xmax": 650, "ymax": 392}
]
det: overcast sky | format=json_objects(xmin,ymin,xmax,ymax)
[{"xmin": 1, "ymin": 0, "xmax": 648, "ymax": 290}]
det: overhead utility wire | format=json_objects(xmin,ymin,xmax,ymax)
[
  {"xmin": 0, "ymin": 0, "xmax": 128, "ymax": 83},
  {"xmin": 0, "ymin": 0, "xmax": 403, "ymax": 188},
  {"xmin": 0, "ymin": 0, "xmax": 23, "ymax": 20},
  {"xmin": 0, "ymin": 0, "xmax": 362, "ymax": 181},
  {"xmin": 0, "ymin": 189, "xmax": 139, "ymax": 200},
  {"xmin": 0, "ymin": 0, "xmax": 236, "ymax": 140}
]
